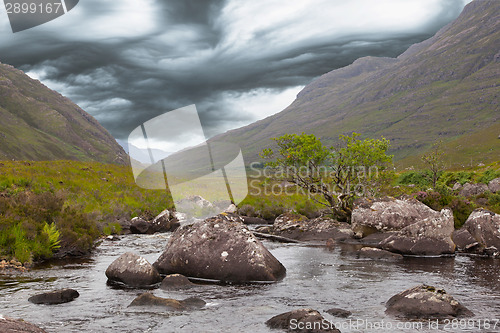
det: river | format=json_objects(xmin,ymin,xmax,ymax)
[{"xmin": 0, "ymin": 232, "xmax": 499, "ymax": 332}]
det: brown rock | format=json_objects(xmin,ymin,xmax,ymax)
[
  {"xmin": 266, "ymin": 308, "xmax": 340, "ymax": 333},
  {"xmin": 386, "ymin": 285, "xmax": 474, "ymax": 319},
  {"xmin": 0, "ymin": 316, "xmax": 47, "ymax": 333},
  {"xmin": 129, "ymin": 217, "xmax": 150, "ymax": 234},
  {"xmin": 105, "ymin": 252, "xmax": 161, "ymax": 287},
  {"xmin": 28, "ymin": 289, "xmax": 79, "ymax": 305},
  {"xmin": 129, "ymin": 292, "xmax": 205, "ymax": 311},
  {"xmin": 160, "ymin": 274, "xmax": 194, "ymax": 290}
]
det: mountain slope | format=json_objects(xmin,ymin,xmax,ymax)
[
  {"xmin": 0, "ymin": 62, "xmax": 127, "ymax": 164},
  {"xmin": 217, "ymin": 0, "xmax": 499, "ymax": 167}
]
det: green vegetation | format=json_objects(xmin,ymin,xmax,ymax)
[
  {"xmin": 261, "ymin": 132, "xmax": 393, "ymax": 221},
  {"xmin": 394, "ymin": 161, "xmax": 500, "ymax": 228},
  {"xmin": 242, "ymin": 156, "xmax": 499, "ymax": 229},
  {"xmin": 0, "ymin": 160, "xmax": 172, "ymax": 264}
]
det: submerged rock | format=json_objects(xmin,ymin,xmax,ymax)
[
  {"xmin": 386, "ymin": 285, "xmax": 474, "ymax": 319},
  {"xmin": 0, "ymin": 316, "xmax": 47, "ymax": 333},
  {"xmin": 273, "ymin": 213, "xmax": 352, "ymax": 241},
  {"xmin": 325, "ymin": 308, "xmax": 352, "ymax": 318},
  {"xmin": 129, "ymin": 292, "xmax": 205, "ymax": 311},
  {"xmin": 160, "ymin": 274, "xmax": 195, "ymax": 290},
  {"xmin": 358, "ymin": 247, "xmax": 403, "ymax": 260},
  {"xmin": 463, "ymin": 209, "xmax": 500, "ymax": 254},
  {"xmin": 153, "ymin": 217, "xmax": 286, "ymax": 283},
  {"xmin": 105, "ymin": 252, "xmax": 161, "ymax": 287},
  {"xmin": 380, "ymin": 208, "xmax": 456, "ymax": 256},
  {"xmin": 28, "ymin": 289, "xmax": 79, "ymax": 305},
  {"xmin": 351, "ymin": 197, "xmax": 442, "ymax": 238},
  {"xmin": 266, "ymin": 308, "xmax": 340, "ymax": 332}
]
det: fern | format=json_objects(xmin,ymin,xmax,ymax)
[{"xmin": 43, "ymin": 223, "xmax": 61, "ymax": 251}]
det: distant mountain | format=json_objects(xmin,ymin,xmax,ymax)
[
  {"xmin": 216, "ymin": 0, "xmax": 500, "ymax": 167},
  {"xmin": 0, "ymin": 62, "xmax": 127, "ymax": 164},
  {"xmin": 116, "ymin": 139, "xmax": 172, "ymax": 164}
]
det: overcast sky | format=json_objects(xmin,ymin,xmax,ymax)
[{"xmin": 0, "ymin": 0, "xmax": 471, "ymax": 150}]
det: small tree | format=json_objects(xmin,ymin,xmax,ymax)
[
  {"xmin": 261, "ymin": 132, "xmax": 393, "ymax": 222},
  {"xmin": 421, "ymin": 141, "xmax": 445, "ymax": 189}
]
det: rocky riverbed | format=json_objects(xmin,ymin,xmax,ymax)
[
  {"xmin": 1, "ymin": 198, "xmax": 500, "ymax": 332},
  {"xmin": 0, "ymin": 231, "xmax": 499, "ymax": 332}
]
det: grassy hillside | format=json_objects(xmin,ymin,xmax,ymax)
[
  {"xmin": 215, "ymin": 0, "xmax": 499, "ymax": 167},
  {"xmin": 0, "ymin": 160, "xmax": 172, "ymax": 264},
  {"xmin": 0, "ymin": 62, "xmax": 127, "ymax": 164}
]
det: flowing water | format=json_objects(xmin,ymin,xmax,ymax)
[{"xmin": 0, "ymin": 232, "xmax": 499, "ymax": 333}]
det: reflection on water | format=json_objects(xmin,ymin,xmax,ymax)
[{"xmin": 0, "ymin": 234, "xmax": 499, "ymax": 332}]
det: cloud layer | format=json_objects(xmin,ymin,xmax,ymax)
[{"xmin": 0, "ymin": 0, "xmax": 471, "ymax": 145}]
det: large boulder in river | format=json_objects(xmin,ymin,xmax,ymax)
[
  {"xmin": 0, "ymin": 316, "xmax": 47, "ymax": 333},
  {"xmin": 273, "ymin": 213, "xmax": 353, "ymax": 241},
  {"xmin": 463, "ymin": 209, "xmax": 500, "ymax": 253},
  {"xmin": 28, "ymin": 289, "xmax": 79, "ymax": 305},
  {"xmin": 105, "ymin": 252, "xmax": 161, "ymax": 287},
  {"xmin": 380, "ymin": 208, "xmax": 455, "ymax": 256},
  {"xmin": 351, "ymin": 197, "xmax": 442, "ymax": 238},
  {"xmin": 153, "ymin": 217, "xmax": 286, "ymax": 283},
  {"xmin": 459, "ymin": 183, "xmax": 489, "ymax": 197},
  {"xmin": 386, "ymin": 285, "xmax": 474, "ymax": 319},
  {"xmin": 266, "ymin": 308, "xmax": 340, "ymax": 333}
]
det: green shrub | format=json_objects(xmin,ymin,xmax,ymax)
[
  {"xmin": 396, "ymin": 171, "xmax": 432, "ymax": 188},
  {"xmin": 456, "ymin": 171, "xmax": 475, "ymax": 185},
  {"xmin": 258, "ymin": 204, "xmax": 286, "ymax": 221},
  {"xmin": 478, "ymin": 169, "xmax": 500, "ymax": 184},
  {"xmin": 448, "ymin": 197, "xmax": 475, "ymax": 229},
  {"xmin": 238, "ymin": 204, "xmax": 256, "ymax": 217},
  {"xmin": 295, "ymin": 200, "xmax": 321, "ymax": 219},
  {"xmin": 103, "ymin": 222, "xmax": 122, "ymax": 236}
]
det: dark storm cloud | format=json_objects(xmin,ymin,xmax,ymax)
[{"xmin": 0, "ymin": 0, "xmax": 472, "ymax": 143}]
